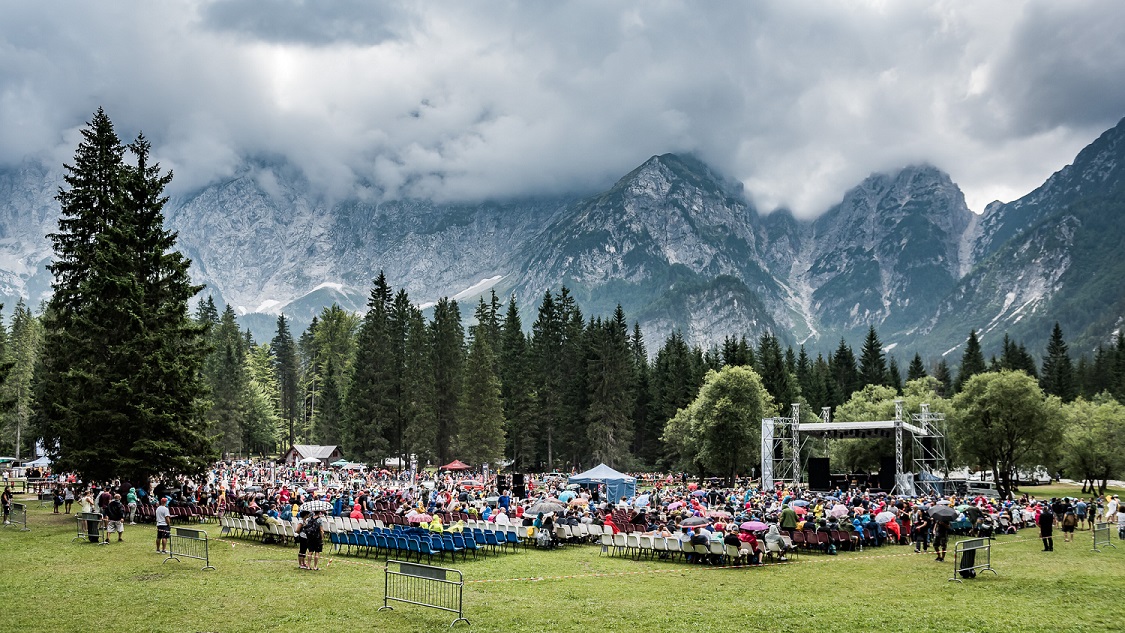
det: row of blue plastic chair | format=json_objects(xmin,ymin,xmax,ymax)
[{"xmin": 329, "ymin": 528, "xmax": 518, "ymax": 563}]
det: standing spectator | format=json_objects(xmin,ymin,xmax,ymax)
[
  {"xmin": 912, "ymin": 508, "xmax": 930, "ymax": 553},
  {"xmin": 1075, "ymin": 498, "xmax": 1088, "ymax": 530},
  {"xmin": 1038, "ymin": 504, "xmax": 1055, "ymax": 552},
  {"xmin": 1061, "ymin": 507, "xmax": 1078, "ymax": 543},
  {"xmin": 1, "ymin": 486, "xmax": 12, "ymax": 525},
  {"xmin": 932, "ymin": 519, "xmax": 950, "ymax": 562},
  {"xmin": 155, "ymin": 497, "xmax": 171, "ymax": 554},
  {"xmin": 64, "ymin": 486, "xmax": 75, "ymax": 514},
  {"xmin": 105, "ymin": 494, "xmax": 126, "ymax": 543},
  {"xmin": 126, "ymin": 487, "xmax": 138, "ymax": 524},
  {"xmin": 306, "ymin": 510, "xmax": 325, "ymax": 571}
]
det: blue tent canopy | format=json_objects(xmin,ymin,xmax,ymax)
[{"xmin": 568, "ymin": 464, "xmax": 636, "ymax": 504}]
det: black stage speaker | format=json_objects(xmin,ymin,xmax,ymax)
[
  {"xmin": 774, "ymin": 444, "xmax": 784, "ymax": 460},
  {"xmin": 879, "ymin": 457, "xmax": 896, "ymax": 490},
  {"xmin": 807, "ymin": 458, "xmax": 830, "ymax": 490},
  {"xmin": 512, "ymin": 473, "xmax": 525, "ymax": 499}
]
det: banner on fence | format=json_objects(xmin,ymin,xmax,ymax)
[
  {"xmin": 949, "ymin": 538, "xmax": 997, "ymax": 583},
  {"xmin": 1092, "ymin": 522, "xmax": 1116, "ymax": 552},
  {"xmin": 379, "ymin": 559, "xmax": 468, "ymax": 627},
  {"xmin": 165, "ymin": 527, "xmax": 215, "ymax": 571},
  {"xmin": 73, "ymin": 512, "xmax": 105, "ymax": 544}
]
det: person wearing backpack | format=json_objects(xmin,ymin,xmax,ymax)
[
  {"xmin": 303, "ymin": 510, "xmax": 325, "ymax": 570},
  {"xmin": 294, "ymin": 510, "xmax": 310, "ymax": 569}
]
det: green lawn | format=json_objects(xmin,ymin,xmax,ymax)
[
  {"xmin": 1013, "ymin": 482, "xmax": 1124, "ymax": 500},
  {"xmin": 3, "ymin": 497, "xmax": 1122, "ymax": 633}
]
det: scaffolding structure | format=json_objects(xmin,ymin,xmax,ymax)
[{"xmin": 760, "ymin": 400, "xmax": 948, "ymax": 495}]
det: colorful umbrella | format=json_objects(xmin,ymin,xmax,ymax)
[{"xmin": 741, "ymin": 520, "xmax": 768, "ymax": 531}]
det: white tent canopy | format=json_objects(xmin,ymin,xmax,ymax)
[{"xmin": 568, "ymin": 464, "xmax": 636, "ymax": 503}]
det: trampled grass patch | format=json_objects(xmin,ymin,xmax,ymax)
[{"xmin": 2, "ymin": 498, "xmax": 1122, "ymax": 633}]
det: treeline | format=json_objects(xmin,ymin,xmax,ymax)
[{"xmin": 181, "ymin": 275, "xmax": 1125, "ymax": 474}]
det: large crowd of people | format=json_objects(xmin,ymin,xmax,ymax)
[{"xmin": 6, "ymin": 462, "xmax": 1124, "ymax": 563}]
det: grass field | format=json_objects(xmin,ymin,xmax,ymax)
[
  {"xmin": 2, "ymin": 496, "xmax": 1122, "ymax": 633},
  {"xmin": 1012, "ymin": 482, "xmax": 1124, "ymax": 500}
]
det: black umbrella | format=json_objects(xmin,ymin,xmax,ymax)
[
  {"xmin": 929, "ymin": 505, "xmax": 958, "ymax": 521},
  {"xmin": 681, "ymin": 516, "xmax": 709, "ymax": 527}
]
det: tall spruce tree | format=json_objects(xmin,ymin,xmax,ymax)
[
  {"xmin": 402, "ymin": 306, "xmax": 436, "ymax": 465},
  {"xmin": 2, "ymin": 301, "xmax": 40, "ymax": 459},
  {"xmin": 831, "ymin": 339, "xmax": 860, "ymax": 405},
  {"xmin": 342, "ymin": 273, "xmax": 394, "ymax": 463},
  {"xmin": 585, "ymin": 306, "xmax": 635, "ymax": 469},
  {"xmin": 629, "ymin": 322, "xmax": 659, "ymax": 467},
  {"xmin": 456, "ymin": 328, "xmax": 506, "ymax": 465},
  {"xmin": 1040, "ymin": 322, "xmax": 1077, "ymax": 402},
  {"xmin": 314, "ymin": 357, "xmax": 343, "ymax": 445},
  {"xmin": 271, "ymin": 314, "xmax": 300, "ymax": 452},
  {"xmin": 858, "ymin": 326, "xmax": 888, "ymax": 387},
  {"xmin": 955, "ymin": 330, "xmax": 987, "ymax": 392},
  {"xmin": 933, "ymin": 359, "xmax": 953, "ymax": 397},
  {"xmin": 431, "ymin": 297, "xmax": 464, "ymax": 464},
  {"xmin": 907, "ymin": 353, "xmax": 927, "ymax": 381},
  {"xmin": 499, "ymin": 296, "xmax": 536, "ymax": 470},
  {"xmin": 34, "ymin": 111, "xmax": 212, "ymax": 483}
]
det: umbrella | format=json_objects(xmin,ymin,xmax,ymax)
[
  {"xmin": 302, "ymin": 500, "xmax": 332, "ymax": 513},
  {"xmin": 691, "ymin": 490, "xmax": 708, "ymax": 497},
  {"xmin": 244, "ymin": 485, "xmax": 263, "ymax": 492},
  {"xmin": 956, "ymin": 504, "xmax": 971, "ymax": 512},
  {"xmin": 829, "ymin": 504, "xmax": 850, "ymax": 519},
  {"xmin": 708, "ymin": 510, "xmax": 732, "ymax": 519},
  {"xmin": 298, "ymin": 457, "xmax": 320, "ymax": 465},
  {"xmin": 330, "ymin": 459, "xmax": 349, "ymax": 467},
  {"xmin": 666, "ymin": 501, "xmax": 684, "ymax": 511},
  {"xmin": 408, "ymin": 513, "xmax": 433, "ymax": 523},
  {"xmin": 792, "ymin": 506, "xmax": 807, "ymax": 515},
  {"xmin": 741, "ymin": 520, "xmax": 768, "ymax": 531},
  {"xmin": 929, "ymin": 506, "xmax": 958, "ymax": 521},
  {"xmin": 790, "ymin": 500, "xmax": 810, "ymax": 507},
  {"xmin": 527, "ymin": 501, "xmax": 566, "ymax": 515},
  {"xmin": 875, "ymin": 511, "xmax": 897, "ymax": 524},
  {"xmin": 682, "ymin": 516, "xmax": 709, "ymax": 527},
  {"xmin": 558, "ymin": 490, "xmax": 576, "ymax": 503},
  {"xmin": 936, "ymin": 499, "xmax": 951, "ymax": 506},
  {"xmin": 633, "ymin": 494, "xmax": 650, "ymax": 507}
]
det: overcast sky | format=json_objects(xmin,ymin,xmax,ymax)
[{"xmin": 2, "ymin": 0, "xmax": 1124, "ymax": 217}]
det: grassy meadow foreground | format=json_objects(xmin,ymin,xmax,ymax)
[{"xmin": 2, "ymin": 497, "xmax": 1121, "ymax": 633}]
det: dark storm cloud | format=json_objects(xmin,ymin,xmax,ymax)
[{"xmin": 1, "ymin": 1, "xmax": 1124, "ymax": 216}]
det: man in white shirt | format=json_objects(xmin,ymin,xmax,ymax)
[{"xmin": 155, "ymin": 497, "xmax": 171, "ymax": 554}]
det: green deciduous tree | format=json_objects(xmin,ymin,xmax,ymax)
[
  {"xmin": 950, "ymin": 370, "xmax": 1064, "ymax": 499},
  {"xmin": 1059, "ymin": 394, "xmax": 1125, "ymax": 495},
  {"xmin": 663, "ymin": 365, "xmax": 774, "ymax": 484}
]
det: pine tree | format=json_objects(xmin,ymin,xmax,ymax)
[
  {"xmin": 499, "ymin": 296, "xmax": 535, "ymax": 470},
  {"xmin": 630, "ymin": 322, "xmax": 659, "ymax": 467},
  {"xmin": 1040, "ymin": 322, "xmax": 1077, "ymax": 401},
  {"xmin": 887, "ymin": 356, "xmax": 903, "ymax": 393},
  {"xmin": 431, "ymin": 297, "xmax": 464, "ymax": 465},
  {"xmin": 933, "ymin": 360, "xmax": 953, "ymax": 397},
  {"xmin": 955, "ymin": 330, "xmax": 987, "ymax": 392},
  {"xmin": 756, "ymin": 333, "xmax": 797, "ymax": 415},
  {"xmin": 907, "ymin": 353, "xmax": 927, "ymax": 381},
  {"xmin": 271, "ymin": 314, "xmax": 300, "ymax": 452},
  {"xmin": 342, "ymin": 273, "xmax": 395, "ymax": 463},
  {"xmin": 314, "ymin": 357, "xmax": 343, "ymax": 445},
  {"xmin": 34, "ymin": 111, "xmax": 212, "ymax": 483},
  {"xmin": 858, "ymin": 325, "xmax": 888, "ymax": 387},
  {"xmin": 402, "ymin": 306, "xmax": 436, "ymax": 466},
  {"xmin": 2, "ymin": 301, "xmax": 40, "ymax": 459},
  {"xmin": 456, "ymin": 327, "xmax": 505, "ymax": 465},
  {"xmin": 831, "ymin": 339, "xmax": 860, "ymax": 405},
  {"xmin": 585, "ymin": 306, "xmax": 635, "ymax": 468}
]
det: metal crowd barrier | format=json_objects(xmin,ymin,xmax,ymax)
[
  {"xmin": 5, "ymin": 502, "xmax": 30, "ymax": 531},
  {"xmin": 1092, "ymin": 522, "xmax": 1116, "ymax": 552},
  {"xmin": 379, "ymin": 559, "xmax": 468, "ymax": 627},
  {"xmin": 73, "ymin": 512, "xmax": 106, "ymax": 544},
  {"xmin": 164, "ymin": 527, "xmax": 215, "ymax": 571},
  {"xmin": 949, "ymin": 537, "xmax": 997, "ymax": 583}
]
